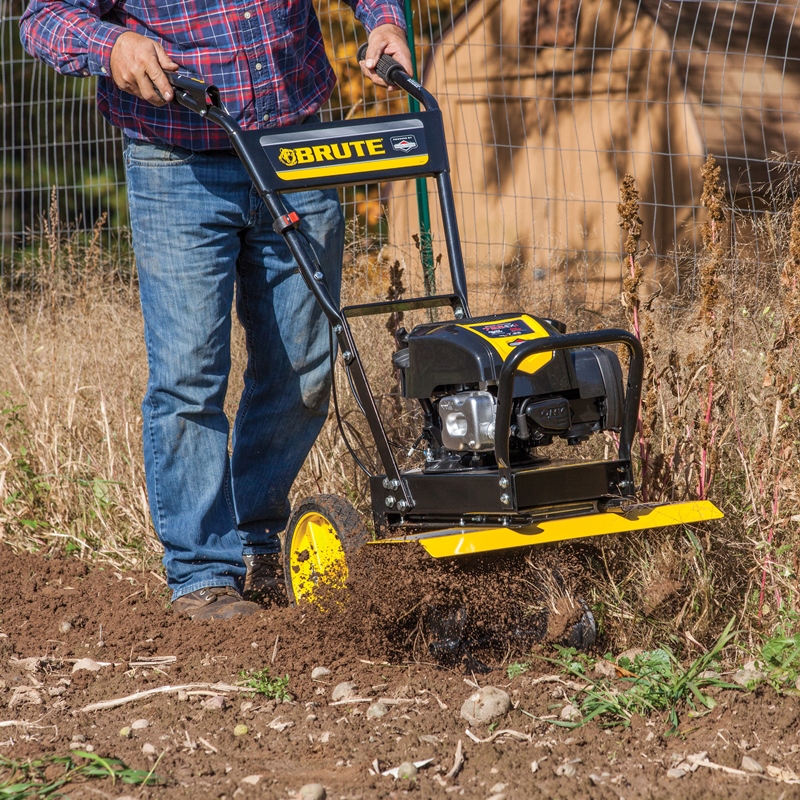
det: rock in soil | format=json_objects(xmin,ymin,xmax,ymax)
[
  {"xmin": 560, "ymin": 703, "xmax": 582, "ymax": 722},
  {"xmin": 741, "ymin": 756, "xmax": 764, "ymax": 773},
  {"xmin": 460, "ymin": 686, "xmax": 510, "ymax": 726},
  {"xmin": 667, "ymin": 768, "xmax": 686, "ymax": 778},
  {"xmin": 732, "ymin": 667, "xmax": 765, "ymax": 687},
  {"xmin": 396, "ymin": 762, "xmax": 418, "ymax": 780},
  {"xmin": 331, "ymin": 681, "xmax": 358, "ymax": 702},
  {"xmin": 131, "ymin": 718, "xmax": 149, "ymax": 730},
  {"xmin": 298, "ymin": 783, "xmax": 326, "ymax": 800},
  {"xmin": 311, "ymin": 666, "xmax": 331, "ymax": 680},
  {"xmin": 366, "ymin": 701, "xmax": 388, "ymax": 719}
]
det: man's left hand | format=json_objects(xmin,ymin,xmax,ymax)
[{"xmin": 360, "ymin": 24, "xmax": 413, "ymax": 88}]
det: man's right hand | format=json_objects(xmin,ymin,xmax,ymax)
[{"xmin": 110, "ymin": 31, "xmax": 179, "ymax": 106}]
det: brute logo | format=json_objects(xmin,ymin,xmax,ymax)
[
  {"xmin": 277, "ymin": 148, "xmax": 297, "ymax": 167},
  {"xmin": 277, "ymin": 138, "xmax": 386, "ymax": 167}
]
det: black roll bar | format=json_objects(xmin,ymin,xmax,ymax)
[{"xmin": 494, "ymin": 330, "xmax": 644, "ymax": 474}]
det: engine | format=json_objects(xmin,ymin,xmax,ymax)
[{"xmin": 392, "ymin": 314, "xmax": 625, "ymax": 472}]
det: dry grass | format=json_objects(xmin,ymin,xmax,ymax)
[{"xmin": 1, "ymin": 168, "xmax": 799, "ymax": 653}]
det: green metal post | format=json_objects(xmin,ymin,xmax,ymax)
[{"xmin": 403, "ymin": 0, "xmax": 436, "ymax": 296}]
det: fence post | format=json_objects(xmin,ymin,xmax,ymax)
[{"xmin": 403, "ymin": 0, "xmax": 436, "ymax": 295}]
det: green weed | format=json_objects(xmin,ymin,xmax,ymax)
[
  {"xmin": 540, "ymin": 618, "xmax": 742, "ymax": 734},
  {"xmin": 0, "ymin": 750, "xmax": 163, "ymax": 798},
  {"xmin": 238, "ymin": 667, "xmax": 291, "ymax": 701},
  {"xmin": 506, "ymin": 662, "xmax": 529, "ymax": 679},
  {"xmin": 759, "ymin": 622, "xmax": 800, "ymax": 689}
]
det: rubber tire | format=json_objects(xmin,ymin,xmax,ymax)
[{"xmin": 283, "ymin": 494, "xmax": 369, "ymax": 607}]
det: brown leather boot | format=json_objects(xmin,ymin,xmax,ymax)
[
  {"xmin": 243, "ymin": 553, "xmax": 287, "ymax": 606},
  {"xmin": 172, "ymin": 587, "xmax": 260, "ymax": 621}
]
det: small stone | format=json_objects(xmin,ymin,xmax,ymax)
[
  {"xmin": 119, "ymin": 726, "xmax": 131, "ymax": 738},
  {"xmin": 71, "ymin": 658, "xmax": 104, "ymax": 673},
  {"xmin": 241, "ymin": 775, "xmax": 262, "ymax": 786},
  {"xmin": 731, "ymin": 668, "xmax": 765, "ymax": 687},
  {"xmin": 131, "ymin": 719, "xmax": 149, "ymax": 730},
  {"xmin": 555, "ymin": 763, "xmax": 577, "ymax": 778},
  {"xmin": 396, "ymin": 762, "xmax": 418, "ymax": 780},
  {"xmin": 8, "ymin": 688, "xmax": 41, "ymax": 708},
  {"xmin": 617, "ymin": 648, "xmax": 644, "ymax": 664},
  {"xmin": 331, "ymin": 681, "xmax": 358, "ymax": 702},
  {"xmin": 233, "ymin": 724, "xmax": 249, "ymax": 737},
  {"xmin": 593, "ymin": 659, "xmax": 616, "ymax": 678},
  {"xmin": 311, "ymin": 667, "xmax": 331, "ymax": 680},
  {"xmin": 460, "ymin": 686, "xmax": 510, "ymax": 726},
  {"xmin": 83, "ymin": 744, "xmax": 94, "ymax": 752},
  {"xmin": 59, "ymin": 621, "xmax": 73, "ymax": 633},
  {"xmin": 298, "ymin": 783, "xmax": 326, "ymax": 800},
  {"xmin": 366, "ymin": 702, "xmax": 388, "ymax": 720},
  {"xmin": 68, "ymin": 741, "xmax": 84, "ymax": 750},
  {"xmin": 489, "ymin": 783, "xmax": 507, "ymax": 793},
  {"xmin": 71, "ymin": 734, "xmax": 86, "ymax": 743},
  {"xmin": 530, "ymin": 761, "xmax": 539, "ymax": 774},
  {"xmin": 667, "ymin": 768, "xmax": 686, "ymax": 779},
  {"xmin": 741, "ymin": 756, "xmax": 764, "ymax": 774},
  {"xmin": 698, "ymin": 669, "xmax": 721, "ymax": 680},
  {"xmin": 141, "ymin": 743, "xmax": 156, "ymax": 755},
  {"xmin": 306, "ymin": 714, "xmax": 318, "ymax": 721},
  {"xmin": 201, "ymin": 695, "xmax": 226, "ymax": 711},
  {"xmin": 560, "ymin": 703, "xmax": 582, "ymax": 722}
]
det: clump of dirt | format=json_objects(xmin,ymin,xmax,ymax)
[
  {"xmin": 321, "ymin": 542, "xmax": 590, "ymax": 669},
  {"xmin": 642, "ymin": 578, "xmax": 683, "ymax": 617}
]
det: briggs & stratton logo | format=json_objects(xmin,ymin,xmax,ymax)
[{"xmin": 391, "ymin": 135, "xmax": 418, "ymax": 153}]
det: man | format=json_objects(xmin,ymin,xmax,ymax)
[{"xmin": 20, "ymin": 0, "xmax": 411, "ymax": 620}]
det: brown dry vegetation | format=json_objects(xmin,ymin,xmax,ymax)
[{"xmin": 1, "ymin": 158, "xmax": 799, "ymax": 664}]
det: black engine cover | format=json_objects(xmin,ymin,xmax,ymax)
[{"xmin": 401, "ymin": 313, "xmax": 576, "ymax": 398}]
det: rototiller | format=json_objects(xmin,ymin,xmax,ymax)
[{"xmin": 167, "ymin": 50, "xmax": 722, "ymax": 628}]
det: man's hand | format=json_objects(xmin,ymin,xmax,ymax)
[
  {"xmin": 359, "ymin": 24, "xmax": 413, "ymax": 88},
  {"xmin": 110, "ymin": 31, "xmax": 179, "ymax": 106}
]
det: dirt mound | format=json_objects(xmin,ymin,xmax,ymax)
[{"xmin": 1, "ymin": 545, "xmax": 799, "ymax": 799}]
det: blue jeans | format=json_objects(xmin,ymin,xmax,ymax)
[{"xmin": 124, "ymin": 137, "xmax": 344, "ymax": 601}]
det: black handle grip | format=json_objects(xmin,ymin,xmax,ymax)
[
  {"xmin": 357, "ymin": 42, "xmax": 407, "ymax": 86},
  {"xmin": 166, "ymin": 71, "xmax": 224, "ymax": 115}
]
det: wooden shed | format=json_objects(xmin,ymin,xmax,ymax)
[{"xmin": 388, "ymin": 0, "xmax": 800, "ymax": 310}]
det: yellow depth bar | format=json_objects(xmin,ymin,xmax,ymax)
[
  {"xmin": 276, "ymin": 154, "xmax": 429, "ymax": 181},
  {"xmin": 371, "ymin": 500, "xmax": 723, "ymax": 558}
]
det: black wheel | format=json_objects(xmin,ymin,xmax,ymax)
[{"xmin": 283, "ymin": 494, "xmax": 369, "ymax": 607}]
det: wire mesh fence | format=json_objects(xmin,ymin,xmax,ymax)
[{"xmin": 2, "ymin": 0, "xmax": 799, "ymax": 310}]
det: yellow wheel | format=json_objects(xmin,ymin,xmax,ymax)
[{"xmin": 283, "ymin": 495, "xmax": 368, "ymax": 607}]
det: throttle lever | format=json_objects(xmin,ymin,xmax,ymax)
[{"xmin": 166, "ymin": 72, "xmax": 222, "ymax": 115}]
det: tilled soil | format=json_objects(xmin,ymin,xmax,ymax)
[{"xmin": 1, "ymin": 545, "xmax": 799, "ymax": 800}]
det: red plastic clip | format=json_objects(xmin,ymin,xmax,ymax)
[{"xmin": 272, "ymin": 210, "xmax": 301, "ymax": 234}]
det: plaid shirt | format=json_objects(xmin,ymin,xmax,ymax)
[{"xmin": 20, "ymin": 0, "xmax": 405, "ymax": 150}]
